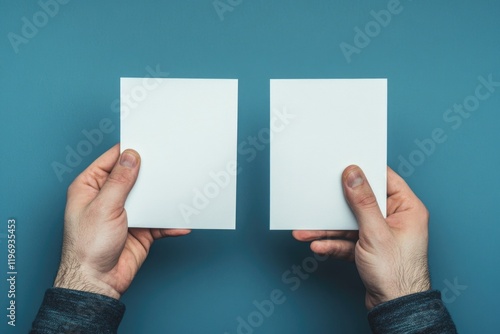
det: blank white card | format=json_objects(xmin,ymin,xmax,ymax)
[
  {"xmin": 121, "ymin": 78, "xmax": 238, "ymax": 229},
  {"xmin": 270, "ymin": 79, "xmax": 387, "ymax": 230}
]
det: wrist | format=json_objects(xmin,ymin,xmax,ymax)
[
  {"xmin": 366, "ymin": 275, "xmax": 431, "ymax": 310},
  {"xmin": 54, "ymin": 262, "xmax": 121, "ymax": 300}
]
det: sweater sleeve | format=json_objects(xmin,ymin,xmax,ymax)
[
  {"xmin": 30, "ymin": 288, "xmax": 125, "ymax": 334},
  {"xmin": 367, "ymin": 290, "xmax": 457, "ymax": 334}
]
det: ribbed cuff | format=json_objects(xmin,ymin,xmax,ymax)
[
  {"xmin": 31, "ymin": 288, "xmax": 125, "ymax": 334},
  {"xmin": 367, "ymin": 290, "xmax": 457, "ymax": 334}
]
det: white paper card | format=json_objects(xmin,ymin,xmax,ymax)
[
  {"xmin": 121, "ymin": 78, "xmax": 238, "ymax": 229},
  {"xmin": 270, "ymin": 79, "xmax": 387, "ymax": 230}
]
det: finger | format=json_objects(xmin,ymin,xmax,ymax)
[
  {"xmin": 94, "ymin": 149, "xmax": 141, "ymax": 213},
  {"xmin": 310, "ymin": 239, "xmax": 356, "ymax": 261},
  {"xmin": 342, "ymin": 165, "xmax": 386, "ymax": 234},
  {"xmin": 90, "ymin": 144, "xmax": 121, "ymax": 173},
  {"xmin": 292, "ymin": 230, "xmax": 358, "ymax": 242},
  {"xmin": 387, "ymin": 166, "xmax": 414, "ymax": 198},
  {"xmin": 68, "ymin": 144, "xmax": 120, "ymax": 194},
  {"xmin": 386, "ymin": 167, "xmax": 423, "ymax": 215},
  {"xmin": 151, "ymin": 229, "xmax": 192, "ymax": 240},
  {"xmin": 128, "ymin": 229, "xmax": 192, "ymax": 251}
]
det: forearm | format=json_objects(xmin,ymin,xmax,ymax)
[
  {"xmin": 367, "ymin": 290, "xmax": 457, "ymax": 334},
  {"xmin": 31, "ymin": 288, "xmax": 125, "ymax": 334}
]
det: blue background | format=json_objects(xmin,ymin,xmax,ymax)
[{"xmin": 1, "ymin": 0, "xmax": 499, "ymax": 333}]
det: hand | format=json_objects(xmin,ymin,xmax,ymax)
[
  {"xmin": 293, "ymin": 165, "xmax": 430, "ymax": 310},
  {"xmin": 54, "ymin": 144, "xmax": 190, "ymax": 299}
]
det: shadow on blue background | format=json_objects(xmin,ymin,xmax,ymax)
[{"xmin": 1, "ymin": 1, "xmax": 499, "ymax": 333}]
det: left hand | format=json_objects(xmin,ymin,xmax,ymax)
[{"xmin": 54, "ymin": 144, "xmax": 190, "ymax": 299}]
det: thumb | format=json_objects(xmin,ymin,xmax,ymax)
[
  {"xmin": 94, "ymin": 149, "xmax": 141, "ymax": 214},
  {"xmin": 342, "ymin": 165, "xmax": 385, "ymax": 234}
]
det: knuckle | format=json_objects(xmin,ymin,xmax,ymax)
[
  {"xmin": 423, "ymin": 207, "xmax": 430, "ymax": 221},
  {"xmin": 107, "ymin": 170, "xmax": 132, "ymax": 186},
  {"xmin": 67, "ymin": 181, "xmax": 78, "ymax": 197},
  {"xmin": 416, "ymin": 200, "xmax": 430, "ymax": 223},
  {"xmin": 353, "ymin": 192, "xmax": 379, "ymax": 209}
]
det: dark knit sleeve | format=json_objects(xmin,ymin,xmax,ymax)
[
  {"xmin": 367, "ymin": 290, "xmax": 457, "ymax": 334},
  {"xmin": 31, "ymin": 288, "xmax": 125, "ymax": 334}
]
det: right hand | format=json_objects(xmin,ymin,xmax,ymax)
[{"xmin": 293, "ymin": 165, "xmax": 431, "ymax": 310}]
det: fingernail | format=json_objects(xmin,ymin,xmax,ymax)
[
  {"xmin": 120, "ymin": 151, "xmax": 137, "ymax": 168},
  {"xmin": 346, "ymin": 169, "xmax": 364, "ymax": 189}
]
